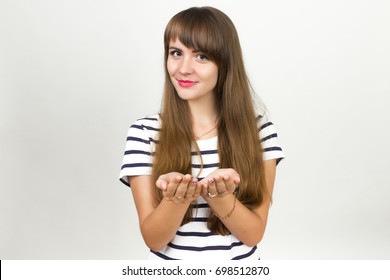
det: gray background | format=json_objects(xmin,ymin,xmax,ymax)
[{"xmin": 1, "ymin": 0, "xmax": 389, "ymax": 259}]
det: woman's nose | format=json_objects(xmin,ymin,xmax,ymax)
[{"xmin": 179, "ymin": 57, "xmax": 193, "ymax": 75}]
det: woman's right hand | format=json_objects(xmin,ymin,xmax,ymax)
[{"xmin": 156, "ymin": 172, "xmax": 201, "ymax": 203}]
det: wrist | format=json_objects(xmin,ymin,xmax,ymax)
[
  {"xmin": 206, "ymin": 193, "xmax": 237, "ymax": 220},
  {"xmin": 162, "ymin": 197, "xmax": 192, "ymax": 207}
]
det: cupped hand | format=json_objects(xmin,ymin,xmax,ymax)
[
  {"xmin": 199, "ymin": 168, "xmax": 240, "ymax": 199},
  {"xmin": 156, "ymin": 172, "xmax": 201, "ymax": 203}
]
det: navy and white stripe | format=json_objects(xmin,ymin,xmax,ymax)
[{"xmin": 119, "ymin": 114, "xmax": 284, "ymax": 260}]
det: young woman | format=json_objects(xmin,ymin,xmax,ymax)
[{"xmin": 119, "ymin": 6, "xmax": 284, "ymax": 260}]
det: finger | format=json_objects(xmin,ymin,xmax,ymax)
[
  {"xmin": 233, "ymin": 176, "xmax": 240, "ymax": 185},
  {"xmin": 165, "ymin": 175, "xmax": 182, "ymax": 199},
  {"xmin": 197, "ymin": 178, "xmax": 207, "ymax": 195},
  {"xmin": 174, "ymin": 174, "xmax": 191, "ymax": 199},
  {"xmin": 185, "ymin": 178, "xmax": 198, "ymax": 198},
  {"xmin": 223, "ymin": 171, "xmax": 240, "ymax": 182},
  {"xmin": 206, "ymin": 178, "xmax": 218, "ymax": 199},
  {"xmin": 156, "ymin": 174, "xmax": 169, "ymax": 190},
  {"xmin": 214, "ymin": 175, "xmax": 227, "ymax": 195},
  {"xmin": 198, "ymin": 181, "xmax": 208, "ymax": 197},
  {"xmin": 224, "ymin": 179, "xmax": 237, "ymax": 194},
  {"xmin": 193, "ymin": 183, "xmax": 202, "ymax": 198},
  {"xmin": 156, "ymin": 179, "xmax": 167, "ymax": 191}
]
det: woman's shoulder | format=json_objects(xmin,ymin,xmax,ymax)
[
  {"xmin": 127, "ymin": 113, "xmax": 161, "ymax": 138},
  {"xmin": 255, "ymin": 111, "xmax": 285, "ymax": 163},
  {"xmin": 255, "ymin": 109, "xmax": 272, "ymax": 127},
  {"xmin": 134, "ymin": 113, "xmax": 160, "ymax": 122},
  {"xmin": 131, "ymin": 113, "xmax": 161, "ymax": 128}
]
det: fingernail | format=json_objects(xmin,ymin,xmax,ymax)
[{"xmin": 208, "ymin": 179, "xmax": 214, "ymax": 184}]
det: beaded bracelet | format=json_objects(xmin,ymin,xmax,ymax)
[{"xmin": 213, "ymin": 195, "xmax": 237, "ymax": 220}]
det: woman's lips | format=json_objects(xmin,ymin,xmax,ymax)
[{"xmin": 178, "ymin": 80, "xmax": 197, "ymax": 88}]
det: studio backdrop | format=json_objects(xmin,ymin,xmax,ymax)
[{"xmin": 0, "ymin": 0, "xmax": 389, "ymax": 259}]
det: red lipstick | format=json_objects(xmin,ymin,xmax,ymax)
[{"xmin": 178, "ymin": 80, "xmax": 197, "ymax": 88}]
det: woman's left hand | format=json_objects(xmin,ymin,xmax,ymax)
[{"xmin": 198, "ymin": 168, "xmax": 240, "ymax": 199}]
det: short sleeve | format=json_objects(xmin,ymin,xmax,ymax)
[
  {"xmin": 119, "ymin": 115, "xmax": 160, "ymax": 187},
  {"xmin": 258, "ymin": 115, "xmax": 285, "ymax": 164}
]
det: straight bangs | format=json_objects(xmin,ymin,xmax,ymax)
[{"xmin": 164, "ymin": 8, "xmax": 227, "ymax": 64}]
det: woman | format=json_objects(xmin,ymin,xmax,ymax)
[{"xmin": 119, "ymin": 6, "xmax": 284, "ymax": 260}]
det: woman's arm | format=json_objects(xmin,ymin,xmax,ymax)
[
  {"xmin": 129, "ymin": 174, "xmax": 201, "ymax": 251},
  {"xmin": 203, "ymin": 159, "xmax": 277, "ymax": 246}
]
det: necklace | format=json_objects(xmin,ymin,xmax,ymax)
[{"xmin": 195, "ymin": 125, "xmax": 217, "ymax": 140}]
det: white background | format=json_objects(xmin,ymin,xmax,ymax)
[{"xmin": 1, "ymin": 0, "xmax": 389, "ymax": 259}]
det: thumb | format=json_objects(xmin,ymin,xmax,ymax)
[{"xmin": 156, "ymin": 178, "xmax": 168, "ymax": 190}]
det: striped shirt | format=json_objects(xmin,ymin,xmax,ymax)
[{"xmin": 119, "ymin": 114, "xmax": 284, "ymax": 260}]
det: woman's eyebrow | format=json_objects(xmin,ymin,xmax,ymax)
[
  {"xmin": 168, "ymin": 46, "xmax": 182, "ymax": 51},
  {"xmin": 169, "ymin": 46, "xmax": 200, "ymax": 53}
]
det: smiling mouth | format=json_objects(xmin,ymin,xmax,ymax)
[{"xmin": 178, "ymin": 80, "xmax": 197, "ymax": 88}]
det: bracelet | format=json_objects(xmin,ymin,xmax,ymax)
[{"xmin": 213, "ymin": 195, "xmax": 237, "ymax": 220}]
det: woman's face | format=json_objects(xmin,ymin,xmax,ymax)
[{"xmin": 167, "ymin": 39, "xmax": 218, "ymax": 104}]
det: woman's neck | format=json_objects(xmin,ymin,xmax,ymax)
[{"xmin": 188, "ymin": 98, "xmax": 218, "ymax": 139}]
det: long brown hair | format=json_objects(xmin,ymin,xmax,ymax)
[{"xmin": 152, "ymin": 7, "xmax": 267, "ymax": 235}]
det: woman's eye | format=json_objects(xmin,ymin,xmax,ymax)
[
  {"xmin": 197, "ymin": 54, "xmax": 209, "ymax": 61},
  {"xmin": 170, "ymin": 50, "xmax": 181, "ymax": 57}
]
